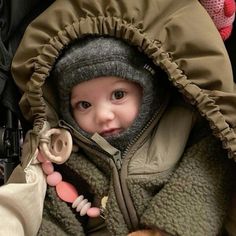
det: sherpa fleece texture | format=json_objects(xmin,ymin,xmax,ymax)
[
  {"xmin": 140, "ymin": 136, "xmax": 233, "ymax": 236},
  {"xmin": 38, "ymin": 135, "xmax": 233, "ymax": 236}
]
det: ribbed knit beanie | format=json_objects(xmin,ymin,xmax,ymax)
[{"xmin": 53, "ymin": 36, "xmax": 162, "ymax": 152}]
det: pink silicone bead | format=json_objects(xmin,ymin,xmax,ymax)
[
  {"xmin": 37, "ymin": 151, "xmax": 47, "ymax": 163},
  {"xmin": 56, "ymin": 181, "xmax": 78, "ymax": 203},
  {"xmin": 42, "ymin": 161, "xmax": 54, "ymax": 175},
  {"xmin": 87, "ymin": 207, "xmax": 100, "ymax": 218},
  {"xmin": 46, "ymin": 171, "xmax": 62, "ymax": 186}
]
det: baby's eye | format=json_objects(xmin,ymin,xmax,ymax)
[
  {"xmin": 78, "ymin": 101, "xmax": 91, "ymax": 110},
  {"xmin": 112, "ymin": 90, "xmax": 126, "ymax": 100}
]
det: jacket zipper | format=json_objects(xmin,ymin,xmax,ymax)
[
  {"xmin": 59, "ymin": 122, "xmax": 131, "ymax": 226},
  {"xmin": 58, "ymin": 97, "xmax": 168, "ymax": 231},
  {"xmin": 89, "ymin": 133, "xmax": 134, "ymax": 228},
  {"xmin": 118, "ymin": 99, "xmax": 169, "ymax": 230}
]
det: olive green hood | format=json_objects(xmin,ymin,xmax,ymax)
[{"xmin": 11, "ymin": 0, "xmax": 236, "ymax": 160}]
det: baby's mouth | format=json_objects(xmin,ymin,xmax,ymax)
[{"xmin": 100, "ymin": 128, "xmax": 123, "ymax": 137}]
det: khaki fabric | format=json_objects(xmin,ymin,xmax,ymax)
[
  {"xmin": 11, "ymin": 0, "xmax": 236, "ymax": 163},
  {"xmin": 0, "ymin": 163, "xmax": 46, "ymax": 236},
  {"xmin": 129, "ymin": 105, "xmax": 195, "ymax": 174}
]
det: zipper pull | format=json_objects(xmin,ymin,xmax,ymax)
[
  {"xmin": 91, "ymin": 133, "xmax": 122, "ymax": 170},
  {"xmin": 113, "ymin": 150, "xmax": 122, "ymax": 170},
  {"xmin": 100, "ymin": 196, "xmax": 108, "ymax": 219}
]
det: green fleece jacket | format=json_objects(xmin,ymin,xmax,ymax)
[{"xmin": 37, "ymin": 133, "xmax": 233, "ymax": 236}]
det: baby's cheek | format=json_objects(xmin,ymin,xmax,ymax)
[
  {"xmin": 73, "ymin": 113, "xmax": 86, "ymax": 129},
  {"xmin": 72, "ymin": 111, "xmax": 80, "ymax": 125},
  {"xmin": 79, "ymin": 115, "xmax": 99, "ymax": 134},
  {"xmin": 78, "ymin": 117, "xmax": 90, "ymax": 132},
  {"xmin": 124, "ymin": 104, "xmax": 139, "ymax": 127}
]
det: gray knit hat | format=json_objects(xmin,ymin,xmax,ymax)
[{"xmin": 53, "ymin": 36, "xmax": 161, "ymax": 151}]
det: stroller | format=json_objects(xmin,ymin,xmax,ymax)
[
  {"xmin": 0, "ymin": 1, "xmax": 235, "ymax": 184},
  {"xmin": 0, "ymin": 0, "xmax": 55, "ymax": 184},
  {"xmin": 0, "ymin": 1, "xmax": 235, "ymax": 235}
]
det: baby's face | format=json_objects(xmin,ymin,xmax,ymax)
[{"xmin": 70, "ymin": 76, "xmax": 142, "ymax": 137}]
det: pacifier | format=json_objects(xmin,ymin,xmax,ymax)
[{"xmin": 39, "ymin": 128, "xmax": 72, "ymax": 164}]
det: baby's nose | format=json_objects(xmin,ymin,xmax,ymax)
[{"xmin": 95, "ymin": 106, "xmax": 115, "ymax": 124}]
